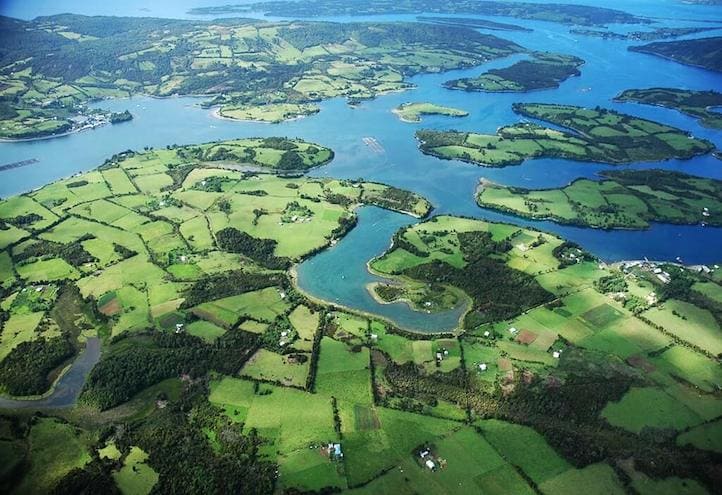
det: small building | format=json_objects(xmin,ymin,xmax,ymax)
[
  {"xmin": 478, "ymin": 363, "xmax": 487, "ymax": 371},
  {"xmin": 425, "ymin": 459, "xmax": 436, "ymax": 470},
  {"xmin": 281, "ymin": 330, "xmax": 288, "ymax": 337},
  {"xmin": 419, "ymin": 450, "xmax": 430, "ymax": 459},
  {"xmin": 333, "ymin": 444, "xmax": 343, "ymax": 458},
  {"xmin": 508, "ymin": 327, "xmax": 518, "ymax": 334},
  {"xmin": 175, "ymin": 323, "xmax": 184, "ymax": 333},
  {"xmin": 552, "ymin": 351, "xmax": 560, "ymax": 359},
  {"xmin": 370, "ymin": 333, "xmax": 378, "ymax": 341},
  {"xmin": 436, "ymin": 352, "xmax": 443, "ymax": 361},
  {"xmin": 483, "ymin": 330, "xmax": 490, "ymax": 337}
]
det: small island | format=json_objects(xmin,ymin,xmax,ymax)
[
  {"xmin": 629, "ymin": 36, "xmax": 722, "ymax": 73},
  {"xmin": 444, "ymin": 53, "xmax": 584, "ymax": 92},
  {"xmin": 615, "ymin": 87, "xmax": 722, "ymax": 129},
  {"xmin": 392, "ymin": 102, "xmax": 469, "ymax": 123},
  {"xmin": 217, "ymin": 103, "xmax": 320, "ymax": 123},
  {"xmin": 109, "ymin": 110, "xmax": 134, "ymax": 124},
  {"xmin": 476, "ymin": 169, "xmax": 722, "ymax": 229},
  {"xmin": 416, "ymin": 103, "xmax": 714, "ymax": 167},
  {"xmin": 571, "ymin": 26, "xmax": 721, "ymax": 42}
]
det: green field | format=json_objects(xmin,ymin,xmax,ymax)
[
  {"xmin": 112, "ymin": 446, "xmax": 159, "ymax": 495},
  {"xmin": 12, "ymin": 418, "xmax": 91, "ymax": 495},
  {"xmin": 241, "ymin": 348, "xmax": 310, "ymax": 388},
  {"xmin": 642, "ymin": 299, "xmax": 722, "ymax": 355},
  {"xmin": 602, "ymin": 387, "xmax": 703, "ymax": 433}
]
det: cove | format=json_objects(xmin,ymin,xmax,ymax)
[{"xmin": 295, "ymin": 206, "xmax": 469, "ymax": 333}]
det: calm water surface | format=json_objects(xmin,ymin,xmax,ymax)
[{"xmin": 1, "ymin": 3, "xmax": 721, "ymax": 331}]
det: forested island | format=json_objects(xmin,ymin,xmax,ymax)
[
  {"xmin": 571, "ymin": 26, "xmax": 721, "ymax": 42},
  {"xmin": 0, "ymin": 14, "xmax": 522, "ymax": 139},
  {"xmin": 416, "ymin": 103, "xmax": 713, "ymax": 167},
  {"xmin": 416, "ymin": 16, "xmax": 532, "ymax": 32},
  {"xmin": 477, "ymin": 170, "xmax": 722, "ymax": 229},
  {"xmin": 444, "ymin": 53, "xmax": 584, "ymax": 93},
  {"xmin": 392, "ymin": 102, "xmax": 469, "ymax": 123},
  {"xmin": 630, "ymin": 36, "xmax": 722, "ymax": 72},
  {"xmin": 190, "ymin": 0, "xmax": 648, "ymax": 26},
  {"xmin": 615, "ymin": 88, "xmax": 722, "ymax": 129}
]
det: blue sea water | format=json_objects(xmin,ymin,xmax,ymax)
[{"xmin": 1, "ymin": 1, "xmax": 721, "ymax": 331}]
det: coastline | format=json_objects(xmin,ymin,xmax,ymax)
[{"xmin": 288, "ymin": 265, "xmax": 461, "ymax": 336}]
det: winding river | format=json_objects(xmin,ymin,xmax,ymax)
[{"xmin": 0, "ymin": 338, "xmax": 100, "ymax": 409}]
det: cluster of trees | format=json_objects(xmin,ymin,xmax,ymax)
[
  {"xmin": 594, "ymin": 273, "xmax": 628, "ymax": 293},
  {"xmin": 182, "ymin": 270, "xmax": 284, "ymax": 308},
  {"xmin": 55, "ymin": 382, "xmax": 277, "ymax": 494},
  {"xmin": 374, "ymin": 284, "xmax": 405, "ymax": 302},
  {"xmin": 5, "ymin": 213, "xmax": 43, "ymax": 228},
  {"xmin": 276, "ymin": 150, "xmax": 307, "ymax": 171},
  {"xmin": 80, "ymin": 331, "xmax": 260, "ymax": 410},
  {"xmin": 0, "ymin": 336, "xmax": 75, "ymax": 396},
  {"xmin": 13, "ymin": 238, "xmax": 97, "ymax": 268},
  {"xmin": 193, "ymin": 176, "xmax": 233, "ymax": 193},
  {"xmin": 123, "ymin": 384, "xmax": 276, "ymax": 494},
  {"xmin": 108, "ymin": 110, "xmax": 132, "ymax": 124},
  {"xmin": 552, "ymin": 242, "xmax": 594, "ymax": 268},
  {"xmin": 215, "ymin": 228, "xmax": 290, "ymax": 269}
]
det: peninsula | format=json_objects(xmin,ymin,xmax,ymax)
[
  {"xmin": 416, "ymin": 103, "xmax": 714, "ymax": 167},
  {"xmin": 444, "ymin": 53, "xmax": 584, "ymax": 93},
  {"xmin": 476, "ymin": 169, "xmax": 722, "ymax": 229}
]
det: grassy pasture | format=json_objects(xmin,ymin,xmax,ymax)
[
  {"xmin": 241, "ymin": 349, "xmax": 310, "ymax": 388},
  {"xmin": 193, "ymin": 287, "xmax": 289, "ymax": 327},
  {"xmin": 477, "ymin": 419, "xmax": 571, "ymax": 485},
  {"xmin": 315, "ymin": 337, "xmax": 372, "ymax": 404},
  {"xmin": 602, "ymin": 387, "xmax": 702, "ymax": 433},
  {"xmin": 642, "ymin": 300, "xmax": 722, "ymax": 355},
  {"xmin": 538, "ymin": 463, "xmax": 625, "ymax": 495},
  {"xmin": 13, "ymin": 418, "xmax": 91, "ymax": 495},
  {"xmin": 112, "ymin": 446, "xmax": 159, "ymax": 495},
  {"xmin": 677, "ymin": 419, "xmax": 722, "ymax": 454}
]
